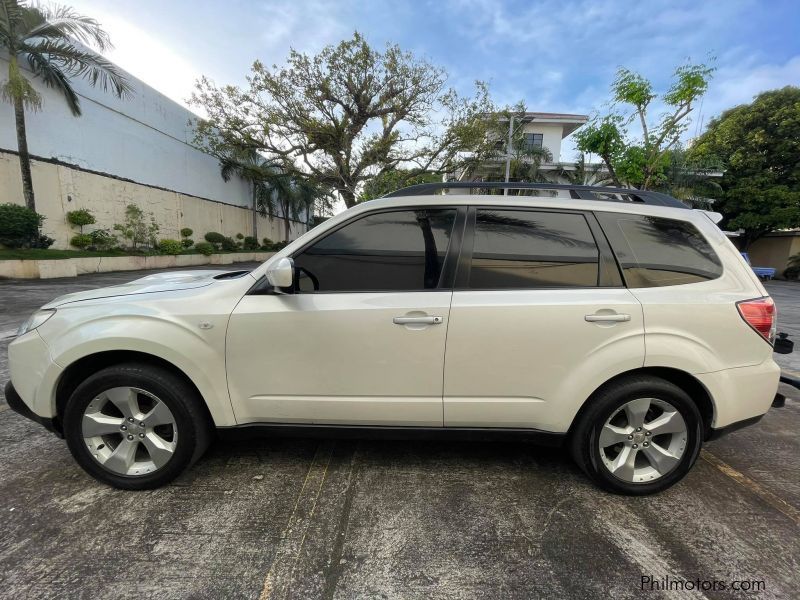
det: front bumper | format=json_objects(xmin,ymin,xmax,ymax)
[{"xmin": 4, "ymin": 381, "xmax": 62, "ymax": 436}]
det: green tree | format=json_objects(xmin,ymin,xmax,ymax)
[
  {"xmin": 360, "ymin": 169, "xmax": 441, "ymax": 201},
  {"xmin": 575, "ymin": 62, "xmax": 714, "ymax": 189},
  {"xmin": 690, "ymin": 86, "xmax": 800, "ymax": 248},
  {"xmin": 191, "ymin": 32, "xmax": 496, "ymax": 208},
  {"xmin": 0, "ymin": 0, "xmax": 131, "ymax": 212}
]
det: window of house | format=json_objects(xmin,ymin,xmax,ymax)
[
  {"xmin": 523, "ymin": 133, "xmax": 544, "ymax": 151},
  {"xmin": 467, "ymin": 210, "xmax": 600, "ymax": 289},
  {"xmin": 293, "ymin": 209, "xmax": 457, "ymax": 292},
  {"xmin": 596, "ymin": 213, "xmax": 723, "ymax": 287}
]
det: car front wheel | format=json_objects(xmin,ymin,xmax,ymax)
[
  {"xmin": 570, "ymin": 375, "xmax": 703, "ymax": 495},
  {"xmin": 63, "ymin": 363, "xmax": 212, "ymax": 490}
]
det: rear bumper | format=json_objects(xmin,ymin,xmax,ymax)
[
  {"xmin": 4, "ymin": 381, "xmax": 62, "ymax": 437},
  {"xmin": 697, "ymin": 359, "xmax": 781, "ymax": 430}
]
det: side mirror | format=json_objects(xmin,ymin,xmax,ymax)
[{"xmin": 266, "ymin": 257, "xmax": 295, "ymax": 289}]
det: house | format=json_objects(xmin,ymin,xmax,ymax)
[
  {"xmin": 455, "ymin": 112, "xmax": 589, "ymax": 183},
  {"xmin": 0, "ymin": 52, "xmax": 309, "ymax": 249}
]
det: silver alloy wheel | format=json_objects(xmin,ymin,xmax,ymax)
[
  {"xmin": 81, "ymin": 387, "xmax": 178, "ymax": 476},
  {"xmin": 598, "ymin": 397, "xmax": 687, "ymax": 483}
]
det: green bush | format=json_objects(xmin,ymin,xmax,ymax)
[
  {"xmin": 262, "ymin": 237, "xmax": 274, "ymax": 248},
  {"xmin": 180, "ymin": 227, "xmax": 193, "ymax": 238},
  {"xmin": 272, "ymin": 240, "xmax": 289, "ymax": 251},
  {"xmin": 204, "ymin": 231, "xmax": 226, "ymax": 248},
  {"xmin": 70, "ymin": 233, "xmax": 93, "ymax": 249},
  {"xmin": 181, "ymin": 238, "xmax": 194, "ymax": 248},
  {"xmin": 0, "ymin": 203, "xmax": 45, "ymax": 248},
  {"xmin": 113, "ymin": 204, "xmax": 159, "ymax": 250},
  {"xmin": 30, "ymin": 234, "xmax": 55, "ymax": 249},
  {"xmin": 236, "ymin": 232, "xmax": 244, "ymax": 240},
  {"xmin": 243, "ymin": 236, "xmax": 259, "ymax": 250},
  {"xmin": 66, "ymin": 209, "xmax": 96, "ymax": 232},
  {"xmin": 785, "ymin": 253, "xmax": 800, "ymax": 280},
  {"xmin": 195, "ymin": 241, "xmax": 215, "ymax": 256},
  {"xmin": 221, "ymin": 236, "xmax": 238, "ymax": 251},
  {"xmin": 89, "ymin": 229, "xmax": 117, "ymax": 250},
  {"xmin": 158, "ymin": 239, "xmax": 184, "ymax": 255}
]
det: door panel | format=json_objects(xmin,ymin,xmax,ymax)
[
  {"xmin": 443, "ymin": 289, "xmax": 645, "ymax": 431},
  {"xmin": 227, "ymin": 291, "xmax": 452, "ymax": 426}
]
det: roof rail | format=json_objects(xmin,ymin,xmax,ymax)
[{"xmin": 383, "ymin": 181, "xmax": 689, "ymax": 209}]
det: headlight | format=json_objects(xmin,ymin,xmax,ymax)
[{"xmin": 17, "ymin": 309, "xmax": 56, "ymax": 337}]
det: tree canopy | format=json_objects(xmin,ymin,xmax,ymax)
[
  {"xmin": 191, "ymin": 32, "xmax": 497, "ymax": 208},
  {"xmin": 689, "ymin": 86, "xmax": 800, "ymax": 246},
  {"xmin": 575, "ymin": 62, "xmax": 714, "ymax": 189}
]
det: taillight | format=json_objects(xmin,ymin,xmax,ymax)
[{"xmin": 736, "ymin": 297, "xmax": 776, "ymax": 345}]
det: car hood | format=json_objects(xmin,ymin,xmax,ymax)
[{"xmin": 42, "ymin": 270, "xmax": 249, "ymax": 308}]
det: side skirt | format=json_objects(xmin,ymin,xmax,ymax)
[{"xmin": 216, "ymin": 422, "xmax": 566, "ymax": 446}]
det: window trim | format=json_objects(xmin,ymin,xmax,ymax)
[
  {"xmin": 454, "ymin": 206, "xmax": 624, "ymax": 291},
  {"xmin": 273, "ymin": 205, "xmax": 467, "ymax": 295}
]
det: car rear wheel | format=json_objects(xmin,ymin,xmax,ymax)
[
  {"xmin": 570, "ymin": 375, "xmax": 703, "ymax": 495},
  {"xmin": 63, "ymin": 363, "xmax": 212, "ymax": 490}
]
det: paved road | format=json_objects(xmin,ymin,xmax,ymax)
[{"xmin": 0, "ymin": 268, "xmax": 798, "ymax": 599}]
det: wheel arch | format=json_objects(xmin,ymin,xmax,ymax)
[
  {"xmin": 55, "ymin": 350, "xmax": 215, "ymax": 433},
  {"xmin": 568, "ymin": 367, "xmax": 715, "ymax": 440}
]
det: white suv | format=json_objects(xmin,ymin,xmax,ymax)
[{"xmin": 5, "ymin": 183, "xmax": 781, "ymax": 494}]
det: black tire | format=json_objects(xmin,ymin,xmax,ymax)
[
  {"xmin": 63, "ymin": 363, "xmax": 212, "ymax": 490},
  {"xmin": 570, "ymin": 375, "xmax": 703, "ymax": 495}
]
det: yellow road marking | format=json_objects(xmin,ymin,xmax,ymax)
[
  {"xmin": 701, "ymin": 450, "xmax": 799, "ymax": 526},
  {"xmin": 259, "ymin": 441, "xmax": 335, "ymax": 600}
]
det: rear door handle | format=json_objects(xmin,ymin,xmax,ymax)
[
  {"xmin": 585, "ymin": 313, "xmax": 631, "ymax": 322},
  {"xmin": 393, "ymin": 316, "xmax": 443, "ymax": 325}
]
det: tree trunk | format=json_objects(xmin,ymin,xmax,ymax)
[
  {"xmin": 602, "ymin": 154, "xmax": 622, "ymax": 188},
  {"xmin": 13, "ymin": 93, "xmax": 35, "ymax": 212},
  {"xmin": 283, "ymin": 200, "xmax": 291, "ymax": 242},
  {"xmin": 340, "ymin": 188, "xmax": 357, "ymax": 208},
  {"xmin": 251, "ymin": 184, "xmax": 258, "ymax": 241}
]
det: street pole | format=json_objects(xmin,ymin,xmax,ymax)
[{"xmin": 504, "ymin": 115, "xmax": 513, "ymax": 196}]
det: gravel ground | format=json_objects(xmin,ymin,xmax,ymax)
[{"xmin": 0, "ymin": 267, "xmax": 797, "ymax": 599}]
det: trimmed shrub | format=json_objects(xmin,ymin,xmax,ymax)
[
  {"xmin": 272, "ymin": 240, "xmax": 289, "ymax": 251},
  {"xmin": 181, "ymin": 238, "xmax": 194, "ymax": 248},
  {"xmin": 0, "ymin": 203, "xmax": 45, "ymax": 248},
  {"xmin": 158, "ymin": 239, "xmax": 184, "ymax": 255},
  {"xmin": 243, "ymin": 236, "xmax": 259, "ymax": 250},
  {"xmin": 180, "ymin": 227, "xmax": 193, "ymax": 238},
  {"xmin": 88, "ymin": 229, "xmax": 117, "ymax": 250},
  {"xmin": 70, "ymin": 234, "xmax": 93, "ymax": 249},
  {"xmin": 236, "ymin": 232, "xmax": 244, "ymax": 240},
  {"xmin": 195, "ymin": 241, "xmax": 215, "ymax": 256},
  {"xmin": 204, "ymin": 231, "xmax": 226, "ymax": 245},
  {"xmin": 66, "ymin": 209, "xmax": 96, "ymax": 232},
  {"xmin": 221, "ymin": 236, "xmax": 238, "ymax": 252},
  {"xmin": 261, "ymin": 237, "xmax": 274, "ymax": 248}
]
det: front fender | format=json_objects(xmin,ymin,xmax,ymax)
[{"xmin": 39, "ymin": 310, "xmax": 236, "ymax": 427}]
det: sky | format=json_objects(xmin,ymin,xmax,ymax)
[{"xmin": 67, "ymin": 0, "xmax": 800, "ymax": 160}]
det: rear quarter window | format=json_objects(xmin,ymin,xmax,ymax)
[{"xmin": 596, "ymin": 213, "xmax": 723, "ymax": 288}]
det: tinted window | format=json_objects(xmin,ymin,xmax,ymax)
[
  {"xmin": 596, "ymin": 213, "xmax": 722, "ymax": 287},
  {"xmin": 468, "ymin": 210, "xmax": 600, "ymax": 288},
  {"xmin": 293, "ymin": 209, "xmax": 457, "ymax": 292}
]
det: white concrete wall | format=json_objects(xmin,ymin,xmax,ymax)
[
  {"xmin": 521, "ymin": 123, "xmax": 564, "ymax": 162},
  {"xmin": 0, "ymin": 53, "xmax": 254, "ymax": 207}
]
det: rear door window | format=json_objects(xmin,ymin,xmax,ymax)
[
  {"xmin": 467, "ymin": 210, "xmax": 600, "ymax": 289},
  {"xmin": 596, "ymin": 213, "xmax": 722, "ymax": 287}
]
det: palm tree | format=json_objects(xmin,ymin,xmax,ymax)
[
  {"xmin": 219, "ymin": 150, "xmax": 320, "ymax": 241},
  {"xmin": 1, "ymin": 0, "xmax": 132, "ymax": 212},
  {"xmin": 552, "ymin": 154, "xmax": 615, "ymax": 186}
]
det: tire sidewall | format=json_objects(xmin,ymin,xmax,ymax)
[
  {"xmin": 63, "ymin": 366, "xmax": 200, "ymax": 490},
  {"xmin": 580, "ymin": 379, "xmax": 702, "ymax": 495}
]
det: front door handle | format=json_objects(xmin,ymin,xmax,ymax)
[
  {"xmin": 393, "ymin": 316, "xmax": 443, "ymax": 325},
  {"xmin": 585, "ymin": 313, "xmax": 631, "ymax": 323}
]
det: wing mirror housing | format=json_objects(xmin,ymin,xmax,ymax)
[{"xmin": 266, "ymin": 257, "xmax": 295, "ymax": 290}]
